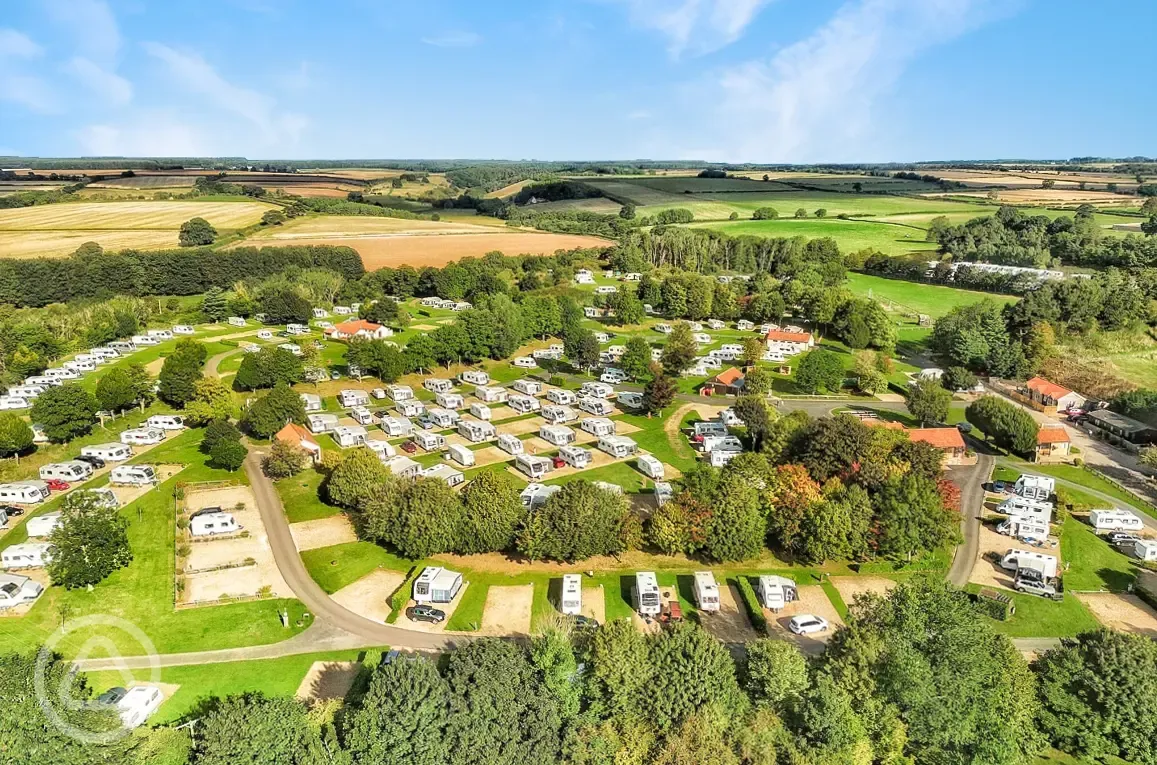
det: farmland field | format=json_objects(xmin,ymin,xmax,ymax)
[
  {"xmin": 0, "ymin": 229, "xmax": 180, "ymax": 258},
  {"xmin": 845, "ymin": 272, "xmax": 1016, "ymax": 318},
  {"xmin": 691, "ymin": 218, "xmax": 940, "ymax": 257},
  {"xmin": 243, "ymin": 215, "xmax": 500, "ymax": 239},
  {"xmin": 0, "ymin": 201, "xmax": 273, "ymax": 230}
]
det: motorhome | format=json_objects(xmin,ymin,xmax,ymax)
[
  {"xmin": 997, "ymin": 516, "xmax": 1051, "ymax": 542},
  {"xmin": 428, "ymin": 407, "xmax": 460, "ymax": 428},
  {"xmin": 332, "ymin": 425, "xmax": 368, "ymax": 448},
  {"xmin": 469, "ymin": 402, "xmax": 492, "ymax": 421},
  {"xmin": 460, "ymin": 369, "xmax": 490, "ymax": 385},
  {"xmin": 580, "ymin": 417, "xmax": 615, "ymax": 437},
  {"xmin": 512, "ymin": 379, "xmax": 542, "ymax": 396},
  {"xmin": 423, "ymin": 378, "xmax": 454, "ymax": 394},
  {"xmin": 560, "ymin": 574, "xmax": 583, "ymax": 616},
  {"xmin": 307, "ymin": 413, "xmax": 340, "ymax": 434},
  {"xmin": 634, "ymin": 572, "xmax": 661, "ymax": 617},
  {"xmin": 598, "ymin": 435, "xmax": 637, "ymax": 458},
  {"xmin": 693, "ymin": 571, "xmax": 721, "ymax": 612},
  {"xmin": 0, "ymin": 572, "xmax": 44, "ymax": 608},
  {"xmin": 559, "ymin": 445, "xmax": 591, "ymax": 469},
  {"xmin": 109, "ymin": 465, "xmax": 158, "ymax": 486},
  {"xmin": 546, "ymin": 388, "xmax": 577, "ymax": 406},
  {"xmin": 435, "ymin": 391, "xmax": 464, "ymax": 410},
  {"xmin": 190, "ymin": 509, "xmax": 241, "ymax": 537},
  {"xmin": 458, "ymin": 418, "xmax": 496, "ymax": 443},
  {"xmin": 1, "ymin": 542, "xmax": 53, "ymax": 570},
  {"xmin": 146, "ymin": 415, "xmax": 186, "ymax": 431},
  {"xmin": 474, "ymin": 386, "xmax": 507, "ymax": 404},
  {"xmin": 130, "ymin": 334, "xmax": 159, "ymax": 346},
  {"xmin": 996, "ymin": 496, "xmax": 1053, "ymax": 525},
  {"xmin": 379, "ymin": 416, "xmax": 413, "ymax": 437},
  {"xmin": 1089, "ymin": 509, "xmax": 1144, "ymax": 532},
  {"xmin": 636, "ymin": 455, "xmax": 665, "ymax": 480},
  {"xmin": 539, "ymin": 424, "xmax": 576, "ymax": 447},
  {"xmin": 516, "ymin": 454, "xmax": 554, "ymax": 480},
  {"xmin": 508, "ymin": 394, "xmax": 540, "ymax": 414},
  {"xmin": 423, "ymin": 463, "xmax": 465, "ymax": 488},
  {"xmin": 120, "ymin": 428, "xmax": 165, "ymax": 446},
  {"xmin": 39, "ymin": 461, "xmax": 93, "ymax": 483},
  {"xmin": 338, "ymin": 389, "xmax": 370, "ymax": 408},
  {"xmin": 758, "ymin": 575, "xmax": 798, "ymax": 611},
  {"xmin": 447, "ymin": 444, "xmax": 476, "ymax": 467},
  {"xmin": 1014, "ymin": 475, "xmax": 1055, "ymax": 502},
  {"xmin": 0, "ymin": 396, "xmax": 29, "ymax": 411},
  {"xmin": 497, "ymin": 433, "xmax": 524, "ymax": 455},
  {"xmin": 413, "ymin": 566, "xmax": 464, "ymax": 604},
  {"xmin": 0, "ymin": 481, "xmax": 50, "ymax": 504},
  {"xmin": 542, "ymin": 405, "xmax": 579, "ymax": 425},
  {"xmin": 1000, "ymin": 549, "xmax": 1059, "ymax": 579},
  {"xmin": 578, "ymin": 397, "xmax": 615, "ymax": 416},
  {"xmin": 386, "ymin": 384, "xmax": 414, "ymax": 402},
  {"xmin": 27, "ymin": 512, "xmax": 62, "ymax": 537},
  {"xmin": 616, "ymin": 391, "xmax": 643, "ymax": 410},
  {"xmin": 395, "ymin": 399, "xmax": 426, "ymax": 418},
  {"xmin": 412, "ymin": 429, "xmax": 446, "ymax": 452},
  {"xmin": 520, "ymin": 482, "xmax": 561, "ymax": 509},
  {"xmin": 350, "ymin": 406, "xmax": 376, "ymax": 426}
]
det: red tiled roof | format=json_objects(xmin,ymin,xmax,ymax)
[
  {"xmin": 908, "ymin": 427, "xmax": 966, "ymax": 450},
  {"xmin": 1026, "ymin": 376, "xmax": 1073, "ymax": 400},
  {"xmin": 712, "ymin": 367, "xmax": 745, "ymax": 386},
  {"xmin": 328, "ymin": 319, "xmax": 382, "ymax": 336},
  {"xmin": 1037, "ymin": 427, "xmax": 1071, "ymax": 445},
  {"xmin": 765, "ymin": 330, "xmax": 813, "ymax": 343},
  {"xmin": 275, "ymin": 422, "xmax": 319, "ymax": 450}
]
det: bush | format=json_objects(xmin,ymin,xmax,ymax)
[
  {"xmin": 973, "ymin": 589, "xmax": 1014, "ymax": 621},
  {"xmin": 734, "ymin": 576, "xmax": 768, "ymax": 633}
]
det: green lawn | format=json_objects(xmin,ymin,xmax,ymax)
[
  {"xmin": 0, "ymin": 429, "xmax": 312, "ymax": 657},
  {"xmin": 614, "ymin": 412, "xmax": 698, "ymax": 472},
  {"xmin": 1060, "ymin": 518, "xmax": 1138, "ymax": 592},
  {"xmin": 846, "ymin": 272, "xmax": 1016, "ymax": 318},
  {"xmin": 300, "ymin": 541, "xmax": 414, "ymax": 594},
  {"xmin": 985, "ymin": 590, "xmax": 1101, "ymax": 639},
  {"xmin": 692, "ymin": 218, "xmax": 940, "ymax": 257},
  {"xmin": 545, "ymin": 461, "xmax": 652, "ymax": 493},
  {"xmin": 1028, "ymin": 464, "xmax": 1157, "ymax": 518},
  {"xmin": 274, "ymin": 468, "xmax": 341, "ymax": 523},
  {"xmin": 445, "ymin": 583, "xmax": 489, "ymax": 631}
]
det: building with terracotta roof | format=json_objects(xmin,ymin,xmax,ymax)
[
  {"xmin": 324, "ymin": 319, "xmax": 393, "ymax": 341},
  {"xmin": 702, "ymin": 367, "xmax": 746, "ymax": 396},
  {"xmin": 274, "ymin": 422, "xmax": 322, "ymax": 463},
  {"xmin": 908, "ymin": 427, "xmax": 968, "ymax": 465},
  {"xmin": 1034, "ymin": 426, "xmax": 1071, "ymax": 463},
  {"xmin": 765, "ymin": 329, "xmax": 814, "ymax": 356},
  {"xmin": 1021, "ymin": 376, "xmax": 1086, "ymax": 412}
]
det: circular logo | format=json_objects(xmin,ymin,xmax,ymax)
[{"xmin": 35, "ymin": 614, "xmax": 162, "ymax": 744}]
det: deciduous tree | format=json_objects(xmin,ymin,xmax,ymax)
[
  {"xmin": 324, "ymin": 446, "xmax": 389, "ymax": 509},
  {"xmin": 0, "ymin": 413, "xmax": 34, "ymax": 462},
  {"xmin": 516, "ymin": 480, "xmax": 636, "ymax": 561},
  {"xmin": 906, "ymin": 376, "xmax": 953, "ymax": 425},
  {"xmin": 193, "ymin": 693, "xmax": 327, "ymax": 765},
  {"xmin": 242, "ymin": 384, "xmax": 306, "ymax": 439},
  {"xmin": 341, "ymin": 656, "xmax": 451, "ymax": 765},
  {"xmin": 661, "ymin": 322, "xmax": 698, "ymax": 376},
  {"xmin": 458, "ymin": 471, "xmax": 525, "ymax": 554},
  {"xmin": 183, "ymin": 376, "xmax": 235, "ymax": 426},
  {"xmin": 179, "ymin": 216, "xmax": 217, "ymax": 247},
  {"xmin": 261, "ymin": 437, "xmax": 306, "ymax": 479},
  {"xmin": 794, "ymin": 349, "xmax": 844, "ymax": 394},
  {"xmin": 47, "ymin": 491, "xmax": 132, "ymax": 588},
  {"xmin": 29, "ymin": 383, "xmax": 98, "ymax": 442}
]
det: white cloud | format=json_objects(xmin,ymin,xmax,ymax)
[
  {"xmin": 76, "ymin": 116, "xmax": 211, "ymax": 156},
  {"xmin": 0, "ymin": 73, "xmax": 60, "ymax": 113},
  {"xmin": 421, "ymin": 31, "xmax": 482, "ymax": 48},
  {"xmin": 142, "ymin": 42, "xmax": 307, "ymax": 149},
  {"xmin": 0, "ymin": 28, "xmax": 43, "ymax": 58},
  {"xmin": 43, "ymin": 0, "xmax": 121, "ymax": 61},
  {"xmin": 614, "ymin": 0, "xmax": 773, "ymax": 57},
  {"xmin": 701, "ymin": 0, "xmax": 1005, "ymax": 162},
  {"xmin": 66, "ymin": 56, "xmax": 133, "ymax": 105}
]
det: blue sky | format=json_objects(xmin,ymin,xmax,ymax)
[{"xmin": 0, "ymin": 0, "xmax": 1152, "ymax": 163}]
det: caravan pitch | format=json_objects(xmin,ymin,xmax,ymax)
[{"xmin": 480, "ymin": 584, "xmax": 534, "ymax": 636}]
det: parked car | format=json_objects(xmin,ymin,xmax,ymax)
[
  {"xmin": 1014, "ymin": 575, "xmax": 1059, "ymax": 599},
  {"xmin": 992, "ymin": 480, "xmax": 1007, "ymax": 493},
  {"xmin": 330, "ymin": 370, "xmax": 341, "ymax": 380},
  {"xmin": 45, "ymin": 479, "xmax": 71, "ymax": 491},
  {"xmin": 1108, "ymin": 531, "xmax": 1142, "ymax": 545},
  {"xmin": 0, "ymin": 504, "xmax": 24, "ymax": 517},
  {"xmin": 75, "ymin": 455, "xmax": 106, "ymax": 469},
  {"xmin": 788, "ymin": 615, "xmax": 829, "ymax": 635},
  {"xmin": 552, "ymin": 456, "xmax": 566, "ymax": 469},
  {"xmin": 571, "ymin": 615, "xmax": 599, "ymax": 629},
  {"xmin": 380, "ymin": 649, "xmax": 402, "ymax": 665},
  {"xmin": 416, "ymin": 414, "xmax": 436, "ymax": 429},
  {"xmin": 401, "ymin": 441, "xmax": 418, "ymax": 454},
  {"xmin": 406, "ymin": 605, "xmax": 446, "ymax": 624},
  {"xmin": 956, "ymin": 422, "xmax": 973, "ymax": 433}
]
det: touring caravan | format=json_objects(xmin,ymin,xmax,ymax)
[
  {"xmin": 39, "ymin": 461, "xmax": 93, "ymax": 483},
  {"xmin": 108, "ymin": 341, "xmax": 136, "ymax": 353},
  {"xmin": 636, "ymin": 455, "xmax": 665, "ymax": 480},
  {"xmin": 497, "ymin": 433, "xmax": 524, "ymax": 455},
  {"xmin": 380, "ymin": 416, "xmax": 413, "ymax": 437},
  {"xmin": 545, "ymin": 388, "xmax": 577, "ymax": 406},
  {"xmin": 190, "ymin": 510, "xmax": 241, "ymax": 537},
  {"xmin": 1, "ymin": 542, "xmax": 53, "ymax": 570},
  {"xmin": 598, "ymin": 435, "xmax": 637, "ymax": 459},
  {"xmin": 422, "ymin": 463, "xmax": 465, "ymax": 488},
  {"xmin": 0, "ymin": 573, "xmax": 43, "ymax": 608},
  {"xmin": 474, "ymin": 386, "xmax": 506, "ymax": 404},
  {"xmin": 0, "ymin": 396, "xmax": 30, "ymax": 411},
  {"xmin": 111, "ymin": 685, "xmax": 165, "ymax": 730},
  {"xmin": 448, "ymin": 444, "xmax": 476, "ymax": 467},
  {"xmin": 44, "ymin": 368, "xmax": 81, "ymax": 381},
  {"xmin": 520, "ymin": 482, "xmax": 561, "ymax": 509},
  {"xmin": 412, "ymin": 429, "xmax": 445, "ymax": 452},
  {"xmin": 63, "ymin": 359, "xmax": 96, "ymax": 373},
  {"xmin": 8, "ymin": 385, "xmax": 45, "ymax": 399},
  {"xmin": 434, "ymin": 391, "xmax": 463, "ymax": 410},
  {"xmin": 538, "ymin": 424, "xmax": 576, "ymax": 447},
  {"xmin": 145, "ymin": 415, "xmax": 185, "ymax": 431},
  {"xmin": 413, "ymin": 566, "xmax": 464, "ymax": 604},
  {"xmin": 560, "ymin": 574, "xmax": 582, "ymax": 616},
  {"xmin": 559, "ymin": 445, "xmax": 591, "ymax": 469},
  {"xmin": 508, "ymin": 394, "xmax": 540, "ymax": 414},
  {"xmin": 1131, "ymin": 539, "xmax": 1157, "ymax": 562},
  {"xmin": 80, "ymin": 488, "xmax": 119, "ymax": 509},
  {"xmin": 350, "ymin": 406, "xmax": 376, "ymax": 426},
  {"xmin": 27, "ymin": 512, "xmax": 62, "ymax": 538},
  {"xmin": 1000, "ymin": 549, "xmax": 1059, "ymax": 579},
  {"xmin": 120, "ymin": 428, "xmax": 165, "ymax": 446},
  {"xmin": 130, "ymin": 334, "xmax": 159, "ymax": 346},
  {"xmin": 428, "ymin": 407, "xmax": 460, "ymax": 428},
  {"xmin": 458, "ymin": 418, "xmax": 496, "ymax": 443},
  {"xmin": 0, "ymin": 481, "xmax": 50, "ymax": 504},
  {"xmin": 469, "ymin": 403, "xmax": 492, "ymax": 421},
  {"xmin": 172, "ymin": 325, "xmax": 195, "ymax": 335},
  {"xmin": 386, "ymin": 385, "xmax": 414, "ymax": 402},
  {"xmin": 996, "ymin": 496, "xmax": 1053, "ymax": 525},
  {"xmin": 997, "ymin": 517, "xmax": 1050, "ymax": 542},
  {"xmin": 693, "ymin": 571, "xmax": 721, "ymax": 613},
  {"xmin": 616, "ymin": 391, "xmax": 643, "ymax": 410},
  {"xmin": 300, "ymin": 393, "xmax": 322, "ymax": 412},
  {"xmin": 758, "ymin": 575, "xmax": 798, "ymax": 612},
  {"xmin": 516, "ymin": 454, "xmax": 554, "ymax": 480},
  {"xmin": 579, "ymin": 397, "xmax": 615, "ymax": 416},
  {"xmin": 395, "ymin": 399, "xmax": 426, "ymax": 418},
  {"xmin": 580, "ymin": 417, "xmax": 615, "ymax": 437},
  {"xmin": 423, "ymin": 378, "xmax": 454, "ymax": 394},
  {"xmin": 307, "ymin": 413, "xmax": 340, "ymax": 434},
  {"xmin": 332, "ymin": 425, "xmax": 368, "ymax": 448},
  {"xmin": 338, "ymin": 389, "xmax": 370, "ymax": 408},
  {"xmin": 109, "ymin": 465, "xmax": 158, "ymax": 487},
  {"xmin": 90, "ymin": 347, "xmax": 120, "ymax": 359},
  {"xmin": 460, "ymin": 370, "xmax": 490, "ymax": 386},
  {"xmin": 542, "ymin": 406, "xmax": 578, "ymax": 425},
  {"xmin": 1088, "ymin": 509, "xmax": 1144, "ymax": 532},
  {"xmin": 634, "ymin": 572, "xmax": 662, "ymax": 617},
  {"xmin": 654, "ymin": 482, "xmax": 674, "ymax": 507},
  {"xmin": 146, "ymin": 328, "xmax": 174, "ymax": 341}
]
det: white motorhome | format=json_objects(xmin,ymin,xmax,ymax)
[
  {"xmin": 636, "ymin": 455, "xmax": 665, "ymax": 480},
  {"xmin": 380, "ymin": 416, "xmax": 413, "ymax": 437},
  {"xmin": 428, "ymin": 407, "xmax": 460, "ymax": 428},
  {"xmin": 0, "ymin": 481, "xmax": 50, "ymax": 504},
  {"xmin": 997, "ymin": 517, "xmax": 1050, "ymax": 542},
  {"xmin": 386, "ymin": 384, "xmax": 414, "ymax": 402},
  {"xmin": 539, "ymin": 425, "xmax": 575, "ymax": 447},
  {"xmin": 413, "ymin": 566, "xmax": 464, "ymax": 604},
  {"xmin": 497, "ymin": 433, "xmax": 524, "ymax": 455},
  {"xmin": 423, "ymin": 378, "xmax": 454, "ymax": 394},
  {"xmin": 1000, "ymin": 549, "xmax": 1059, "ymax": 579},
  {"xmin": 542, "ymin": 405, "xmax": 579, "ymax": 425},
  {"xmin": 460, "ymin": 369, "xmax": 490, "ymax": 385},
  {"xmin": 395, "ymin": 399, "xmax": 426, "ymax": 418},
  {"xmin": 469, "ymin": 402, "xmax": 492, "ymax": 421},
  {"xmin": 412, "ymin": 429, "xmax": 445, "ymax": 452},
  {"xmin": 0, "ymin": 573, "xmax": 44, "ymax": 608},
  {"xmin": 190, "ymin": 510, "xmax": 241, "ymax": 537},
  {"xmin": 109, "ymin": 465, "xmax": 158, "ymax": 487},
  {"xmin": 332, "ymin": 425, "xmax": 368, "ymax": 448},
  {"xmin": 579, "ymin": 397, "xmax": 615, "ymax": 416},
  {"xmin": 508, "ymin": 394, "xmax": 540, "ymax": 414},
  {"xmin": 146, "ymin": 415, "xmax": 185, "ymax": 431},
  {"xmin": 693, "ymin": 571, "xmax": 721, "ymax": 613},
  {"xmin": 448, "ymin": 443, "xmax": 476, "ymax": 467},
  {"xmin": 1, "ymin": 542, "xmax": 53, "ymax": 570},
  {"xmin": 559, "ymin": 445, "xmax": 591, "ymax": 469},
  {"xmin": 27, "ymin": 512, "xmax": 62, "ymax": 537},
  {"xmin": 474, "ymin": 386, "xmax": 507, "ymax": 404},
  {"xmin": 39, "ymin": 461, "xmax": 93, "ymax": 483},
  {"xmin": 546, "ymin": 389, "xmax": 577, "ymax": 406},
  {"xmin": 516, "ymin": 454, "xmax": 553, "ymax": 480},
  {"xmin": 120, "ymin": 428, "xmax": 165, "ymax": 446},
  {"xmin": 996, "ymin": 496, "xmax": 1053, "ymax": 525},
  {"xmin": 1088, "ymin": 509, "xmax": 1144, "ymax": 532},
  {"xmin": 435, "ymin": 391, "xmax": 464, "ymax": 410},
  {"xmin": 560, "ymin": 573, "xmax": 582, "ymax": 616},
  {"xmin": 634, "ymin": 572, "xmax": 661, "ymax": 617},
  {"xmin": 598, "ymin": 435, "xmax": 637, "ymax": 459},
  {"xmin": 512, "ymin": 379, "xmax": 542, "ymax": 396},
  {"xmin": 1014, "ymin": 475, "xmax": 1055, "ymax": 502},
  {"xmin": 758, "ymin": 575, "xmax": 798, "ymax": 612},
  {"xmin": 307, "ymin": 413, "xmax": 340, "ymax": 434}
]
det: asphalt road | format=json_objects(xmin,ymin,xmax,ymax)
[{"xmin": 947, "ymin": 453, "xmax": 993, "ymax": 587}]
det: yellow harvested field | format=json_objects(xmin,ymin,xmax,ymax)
[
  {"xmin": 0, "ymin": 229, "xmax": 179, "ymax": 258},
  {"xmin": 946, "ymin": 188, "xmax": 1132, "ymax": 206},
  {"xmin": 246, "ymin": 215, "xmax": 499, "ymax": 239},
  {"xmin": 0, "ymin": 201, "xmax": 273, "ymax": 231}
]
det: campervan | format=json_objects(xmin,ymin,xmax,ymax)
[
  {"xmin": 516, "ymin": 454, "xmax": 554, "ymax": 480},
  {"xmin": 579, "ymin": 397, "xmax": 615, "ymax": 416},
  {"xmin": 693, "ymin": 572, "xmax": 721, "ymax": 612},
  {"xmin": 413, "ymin": 566, "xmax": 464, "ymax": 604},
  {"xmin": 0, "ymin": 481, "xmax": 50, "ymax": 504},
  {"xmin": 39, "ymin": 461, "xmax": 93, "ymax": 483},
  {"xmin": 146, "ymin": 415, "xmax": 186, "ymax": 431},
  {"xmin": 460, "ymin": 370, "xmax": 490, "ymax": 385},
  {"xmin": 598, "ymin": 435, "xmax": 637, "ymax": 458},
  {"xmin": 412, "ymin": 429, "xmax": 446, "ymax": 452},
  {"xmin": 190, "ymin": 510, "xmax": 241, "ymax": 537},
  {"xmin": 758, "ymin": 576, "xmax": 798, "ymax": 611},
  {"xmin": 512, "ymin": 379, "xmax": 542, "ymax": 396},
  {"xmin": 447, "ymin": 444, "xmax": 476, "ymax": 467},
  {"xmin": 559, "ymin": 445, "xmax": 591, "ymax": 469},
  {"xmin": 508, "ymin": 394, "xmax": 540, "ymax": 414},
  {"xmin": 997, "ymin": 517, "xmax": 1050, "ymax": 542},
  {"xmin": 423, "ymin": 378, "xmax": 454, "ymax": 394},
  {"xmin": 634, "ymin": 572, "xmax": 661, "ymax": 617},
  {"xmin": 469, "ymin": 403, "xmax": 492, "ymax": 421},
  {"xmin": 1, "ymin": 543, "xmax": 53, "ymax": 570},
  {"xmin": 109, "ymin": 465, "xmax": 158, "ymax": 487},
  {"xmin": 996, "ymin": 496, "xmax": 1053, "ymax": 525},
  {"xmin": 1088, "ymin": 509, "xmax": 1144, "ymax": 532},
  {"xmin": 435, "ymin": 391, "xmax": 464, "ymax": 410},
  {"xmin": 120, "ymin": 428, "xmax": 165, "ymax": 446},
  {"xmin": 497, "ymin": 433, "xmax": 524, "ymax": 455},
  {"xmin": 542, "ymin": 406, "xmax": 578, "ymax": 425},
  {"xmin": 1014, "ymin": 475, "xmax": 1054, "ymax": 502},
  {"xmin": 560, "ymin": 574, "xmax": 583, "ymax": 616},
  {"xmin": 474, "ymin": 386, "xmax": 507, "ymax": 404},
  {"xmin": 636, "ymin": 455, "xmax": 665, "ymax": 480},
  {"xmin": 307, "ymin": 413, "xmax": 340, "ymax": 434},
  {"xmin": 26, "ymin": 512, "xmax": 62, "ymax": 537},
  {"xmin": 999, "ymin": 549, "xmax": 1059, "ymax": 579},
  {"xmin": 546, "ymin": 389, "xmax": 577, "ymax": 406},
  {"xmin": 539, "ymin": 425, "xmax": 576, "ymax": 447}
]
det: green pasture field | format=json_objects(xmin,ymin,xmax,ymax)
[
  {"xmin": 845, "ymin": 272, "xmax": 1016, "ymax": 318},
  {"xmin": 275, "ymin": 468, "xmax": 341, "ymax": 523},
  {"xmin": 1059, "ymin": 518, "xmax": 1137, "ymax": 592},
  {"xmin": 691, "ymin": 218, "xmax": 939, "ymax": 257},
  {"xmin": 693, "ymin": 191, "xmax": 988, "ymax": 218}
]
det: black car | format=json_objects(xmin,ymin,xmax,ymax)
[
  {"xmin": 571, "ymin": 615, "xmax": 600, "ymax": 629},
  {"xmin": 0, "ymin": 504, "xmax": 25, "ymax": 517},
  {"xmin": 406, "ymin": 605, "xmax": 446, "ymax": 624},
  {"xmin": 75, "ymin": 454, "xmax": 105, "ymax": 469}
]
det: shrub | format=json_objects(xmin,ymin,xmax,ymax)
[{"xmin": 734, "ymin": 576, "xmax": 768, "ymax": 633}]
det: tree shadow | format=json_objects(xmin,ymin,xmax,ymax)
[{"xmin": 1096, "ymin": 566, "xmax": 1138, "ymax": 593}]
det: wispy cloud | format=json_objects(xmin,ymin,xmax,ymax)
[
  {"xmin": 420, "ymin": 30, "xmax": 482, "ymax": 48},
  {"xmin": 77, "ymin": 113, "xmax": 211, "ymax": 156},
  {"xmin": 0, "ymin": 73, "xmax": 60, "ymax": 113},
  {"xmin": 0, "ymin": 28, "xmax": 43, "ymax": 58},
  {"xmin": 43, "ymin": 0, "xmax": 121, "ymax": 61},
  {"xmin": 66, "ymin": 56, "xmax": 133, "ymax": 105},
  {"xmin": 702, "ymin": 0, "xmax": 1006, "ymax": 161},
  {"xmin": 614, "ymin": 0, "xmax": 774, "ymax": 57}
]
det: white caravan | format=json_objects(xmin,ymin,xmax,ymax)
[
  {"xmin": 1088, "ymin": 509, "xmax": 1144, "ymax": 532},
  {"xmin": 560, "ymin": 574, "xmax": 582, "ymax": 616},
  {"xmin": 634, "ymin": 572, "xmax": 661, "ymax": 617},
  {"xmin": 109, "ymin": 465, "xmax": 158, "ymax": 486},
  {"xmin": 190, "ymin": 510, "xmax": 241, "ymax": 537},
  {"xmin": 758, "ymin": 575, "xmax": 798, "ymax": 612},
  {"xmin": 693, "ymin": 571, "xmax": 721, "ymax": 612}
]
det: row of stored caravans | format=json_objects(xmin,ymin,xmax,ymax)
[{"xmin": 0, "ymin": 465, "xmax": 159, "ymax": 505}]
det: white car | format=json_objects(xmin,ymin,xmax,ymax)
[{"xmin": 788, "ymin": 614, "xmax": 829, "ymax": 635}]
